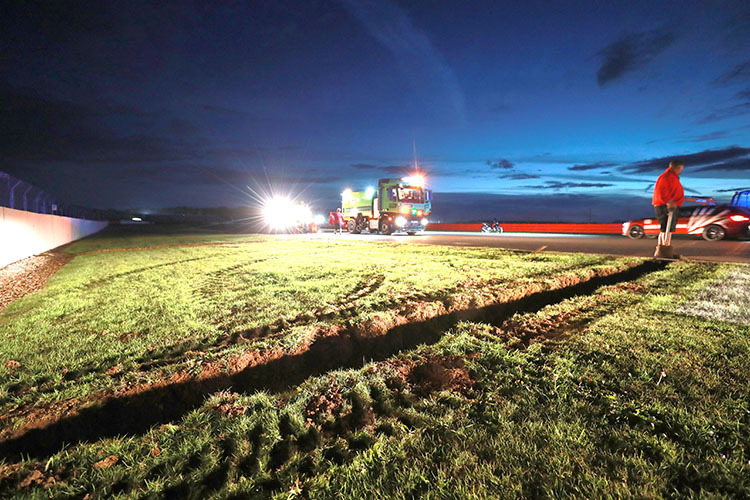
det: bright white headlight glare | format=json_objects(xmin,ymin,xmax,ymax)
[
  {"xmin": 420, "ymin": 218, "xmax": 428, "ymax": 226},
  {"xmin": 295, "ymin": 204, "xmax": 313, "ymax": 223},
  {"xmin": 263, "ymin": 197, "xmax": 298, "ymax": 229},
  {"xmin": 395, "ymin": 216, "xmax": 407, "ymax": 227}
]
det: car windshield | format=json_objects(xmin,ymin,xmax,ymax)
[{"xmin": 398, "ymin": 187, "xmax": 424, "ymax": 203}]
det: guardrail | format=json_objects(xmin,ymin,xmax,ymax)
[{"xmin": 427, "ymin": 223, "xmax": 622, "ymax": 234}]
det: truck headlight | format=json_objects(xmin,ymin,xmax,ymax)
[
  {"xmin": 420, "ymin": 218, "xmax": 428, "ymax": 226},
  {"xmin": 395, "ymin": 216, "xmax": 407, "ymax": 227}
]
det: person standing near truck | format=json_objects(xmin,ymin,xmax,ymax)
[
  {"xmin": 652, "ymin": 159, "xmax": 685, "ymax": 250},
  {"xmin": 332, "ymin": 208, "xmax": 345, "ymax": 234}
]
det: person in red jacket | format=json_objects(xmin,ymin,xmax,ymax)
[
  {"xmin": 652, "ymin": 160, "xmax": 685, "ymax": 248},
  {"xmin": 331, "ymin": 208, "xmax": 346, "ymax": 234}
]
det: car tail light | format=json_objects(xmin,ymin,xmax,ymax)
[{"xmin": 729, "ymin": 215, "xmax": 750, "ymax": 222}]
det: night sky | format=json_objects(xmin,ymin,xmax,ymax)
[{"xmin": 2, "ymin": 0, "xmax": 749, "ymax": 222}]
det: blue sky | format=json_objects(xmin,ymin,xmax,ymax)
[{"xmin": 1, "ymin": 0, "xmax": 748, "ymax": 221}]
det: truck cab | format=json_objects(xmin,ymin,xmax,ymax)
[{"xmin": 341, "ymin": 176, "xmax": 432, "ymax": 235}]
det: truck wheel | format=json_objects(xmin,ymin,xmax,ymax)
[
  {"xmin": 347, "ymin": 219, "xmax": 359, "ymax": 234},
  {"xmin": 378, "ymin": 217, "xmax": 392, "ymax": 235},
  {"xmin": 355, "ymin": 214, "xmax": 366, "ymax": 233},
  {"xmin": 407, "ymin": 232, "xmax": 416, "ymax": 236}
]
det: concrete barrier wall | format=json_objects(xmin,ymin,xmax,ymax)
[
  {"xmin": 0, "ymin": 207, "xmax": 108, "ymax": 268},
  {"xmin": 427, "ymin": 222, "xmax": 623, "ymax": 234}
]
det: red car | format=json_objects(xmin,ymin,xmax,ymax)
[{"xmin": 623, "ymin": 205, "xmax": 750, "ymax": 241}]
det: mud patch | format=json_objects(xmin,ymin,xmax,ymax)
[
  {"xmin": 0, "ymin": 253, "xmax": 73, "ymax": 313},
  {"xmin": 405, "ymin": 356, "xmax": 474, "ymax": 394},
  {"xmin": 0, "ymin": 462, "xmax": 70, "ymax": 491},
  {"xmin": 305, "ymin": 377, "xmax": 344, "ymax": 427}
]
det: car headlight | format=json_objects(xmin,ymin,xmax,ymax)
[
  {"xmin": 395, "ymin": 216, "xmax": 407, "ymax": 227},
  {"xmin": 420, "ymin": 218, "xmax": 428, "ymax": 226}
]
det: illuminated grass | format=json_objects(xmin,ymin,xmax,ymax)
[
  {"xmin": 677, "ymin": 264, "xmax": 750, "ymax": 325},
  {"xmin": 60, "ymin": 225, "xmax": 264, "ymax": 254},
  {"xmin": 0, "ymin": 235, "xmax": 634, "ymax": 418},
  {"xmin": 0, "ymin": 231, "xmax": 747, "ymax": 498}
]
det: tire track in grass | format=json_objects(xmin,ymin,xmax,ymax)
[
  {"xmin": 134, "ymin": 270, "xmax": 384, "ymax": 367},
  {"xmin": 0, "ymin": 268, "xmax": 385, "ymax": 411},
  {"xmin": 0, "ymin": 259, "xmax": 667, "ymax": 460},
  {"xmin": 70, "ymin": 239, "xmax": 264, "ymax": 256},
  {"xmin": 84, "ymin": 255, "xmax": 216, "ymax": 289}
]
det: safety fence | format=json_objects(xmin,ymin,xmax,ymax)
[
  {"xmin": 0, "ymin": 172, "xmax": 110, "ymax": 267},
  {"xmin": 0, "ymin": 171, "xmax": 109, "ymax": 220},
  {"xmin": 426, "ymin": 223, "xmax": 623, "ymax": 234}
]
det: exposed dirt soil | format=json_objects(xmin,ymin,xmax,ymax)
[
  {"xmin": 0, "ymin": 253, "xmax": 73, "ymax": 313},
  {"xmin": 402, "ymin": 355, "xmax": 475, "ymax": 394},
  {"xmin": 0, "ymin": 259, "xmax": 667, "ymax": 460}
]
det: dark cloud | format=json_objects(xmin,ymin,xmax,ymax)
[
  {"xmin": 0, "ymin": 87, "xmax": 200, "ymax": 163},
  {"xmin": 693, "ymin": 157, "xmax": 750, "ymax": 173},
  {"xmin": 716, "ymin": 186, "xmax": 750, "ymax": 192},
  {"xmin": 0, "ymin": 86, "xmax": 298, "ymax": 166},
  {"xmin": 486, "ymin": 158, "xmax": 514, "ymax": 169},
  {"xmin": 521, "ymin": 181, "xmax": 614, "ymax": 190},
  {"xmin": 0, "ymin": 2, "xmax": 116, "ymax": 46},
  {"xmin": 678, "ymin": 130, "xmax": 729, "ymax": 143},
  {"xmin": 697, "ymin": 102, "xmax": 750, "ymax": 124},
  {"xmin": 620, "ymin": 146, "xmax": 750, "ymax": 174},
  {"xmin": 736, "ymin": 88, "xmax": 750, "ymax": 100},
  {"xmin": 351, "ymin": 163, "xmax": 411, "ymax": 175},
  {"xmin": 431, "ymin": 192, "xmax": 649, "ymax": 223},
  {"xmin": 567, "ymin": 161, "xmax": 617, "ymax": 171},
  {"xmin": 117, "ymin": 164, "xmax": 340, "ymax": 187},
  {"xmin": 201, "ymin": 105, "xmax": 251, "ymax": 116},
  {"xmin": 168, "ymin": 119, "xmax": 199, "ymax": 136},
  {"xmin": 596, "ymin": 29, "xmax": 676, "ymax": 86},
  {"xmin": 498, "ymin": 173, "xmax": 540, "ymax": 180},
  {"xmin": 713, "ymin": 60, "xmax": 750, "ymax": 85},
  {"xmin": 643, "ymin": 181, "xmax": 699, "ymax": 195},
  {"xmin": 116, "ymin": 164, "xmax": 253, "ymax": 185}
]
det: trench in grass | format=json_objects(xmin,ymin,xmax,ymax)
[{"xmin": 0, "ymin": 259, "xmax": 666, "ymax": 460}]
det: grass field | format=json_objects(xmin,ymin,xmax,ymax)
[{"xmin": 0, "ymin": 228, "xmax": 748, "ymax": 499}]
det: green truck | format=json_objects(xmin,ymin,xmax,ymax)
[{"xmin": 341, "ymin": 175, "xmax": 432, "ymax": 235}]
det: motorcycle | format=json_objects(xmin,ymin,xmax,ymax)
[{"xmin": 481, "ymin": 221, "xmax": 503, "ymax": 234}]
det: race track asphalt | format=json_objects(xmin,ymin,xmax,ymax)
[{"xmin": 303, "ymin": 231, "xmax": 750, "ymax": 264}]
